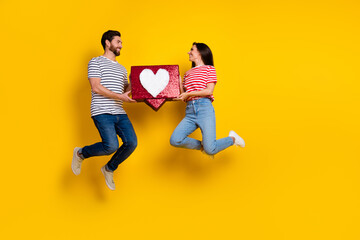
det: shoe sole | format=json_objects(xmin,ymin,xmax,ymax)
[
  {"xmin": 237, "ymin": 137, "xmax": 245, "ymax": 148},
  {"xmin": 229, "ymin": 131, "xmax": 245, "ymax": 148},
  {"xmin": 101, "ymin": 167, "xmax": 115, "ymax": 191},
  {"xmin": 72, "ymin": 147, "xmax": 81, "ymax": 175}
]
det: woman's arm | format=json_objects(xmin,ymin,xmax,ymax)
[
  {"xmin": 178, "ymin": 83, "xmax": 215, "ymax": 102},
  {"xmin": 179, "ymin": 75, "xmax": 185, "ymax": 94}
]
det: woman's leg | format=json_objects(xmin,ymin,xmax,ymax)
[
  {"xmin": 197, "ymin": 101, "xmax": 233, "ymax": 155},
  {"xmin": 170, "ymin": 116, "xmax": 202, "ymax": 150}
]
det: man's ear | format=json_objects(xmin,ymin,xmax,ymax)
[{"xmin": 105, "ymin": 39, "xmax": 111, "ymax": 49}]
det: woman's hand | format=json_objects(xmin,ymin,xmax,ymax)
[{"xmin": 178, "ymin": 92, "xmax": 190, "ymax": 102}]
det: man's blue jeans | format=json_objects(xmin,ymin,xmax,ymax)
[
  {"xmin": 81, "ymin": 114, "xmax": 137, "ymax": 171},
  {"xmin": 170, "ymin": 98, "xmax": 233, "ymax": 155}
]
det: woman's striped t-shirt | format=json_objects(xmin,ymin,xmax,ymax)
[
  {"xmin": 88, "ymin": 56, "xmax": 128, "ymax": 116},
  {"xmin": 183, "ymin": 65, "xmax": 217, "ymax": 102}
]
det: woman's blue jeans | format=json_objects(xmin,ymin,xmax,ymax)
[
  {"xmin": 170, "ymin": 98, "xmax": 233, "ymax": 155},
  {"xmin": 81, "ymin": 114, "xmax": 137, "ymax": 171}
]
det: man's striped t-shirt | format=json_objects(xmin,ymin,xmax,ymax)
[
  {"xmin": 183, "ymin": 65, "xmax": 217, "ymax": 102},
  {"xmin": 88, "ymin": 56, "xmax": 128, "ymax": 116}
]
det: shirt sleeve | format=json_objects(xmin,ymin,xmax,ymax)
[
  {"xmin": 123, "ymin": 68, "xmax": 128, "ymax": 86},
  {"xmin": 88, "ymin": 58, "xmax": 101, "ymax": 78},
  {"xmin": 206, "ymin": 66, "xmax": 217, "ymax": 84}
]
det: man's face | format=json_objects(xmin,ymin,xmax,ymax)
[{"xmin": 108, "ymin": 36, "xmax": 122, "ymax": 56}]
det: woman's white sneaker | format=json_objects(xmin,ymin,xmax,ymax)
[{"xmin": 229, "ymin": 131, "xmax": 245, "ymax": 147}]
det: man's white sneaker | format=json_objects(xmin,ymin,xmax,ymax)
[
  {"xmin": 101, "ymin": 166, "xmax": 115, "ymax": 190},
  {"xmin": 229, "ymin": 131, "xmax": 245, "ymax": 147},
  {"xmin": 72, "ymin": 147, "xmax": 83, "ymax": 175}
]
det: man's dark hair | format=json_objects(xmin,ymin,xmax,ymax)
[
  {"xmin": 101, "ymin": 30, "xmax": 121, "ymax": 50},
  {"xmin": 191, "ymin": 42, "xmax": 214, "ymax": 67}
]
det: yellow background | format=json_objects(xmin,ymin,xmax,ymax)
[{"xmin": 1, "ymin": 0, "xmax": 359, "ymax": 239}]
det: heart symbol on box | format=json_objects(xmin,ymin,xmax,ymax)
[{"xmin": 139, "ymin": 69, "xmax": 169, "ymax": 97}]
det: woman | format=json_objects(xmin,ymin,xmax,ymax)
[{"xmin": 170, "ymin": 42, "xmax": 245, "ymax": 156}]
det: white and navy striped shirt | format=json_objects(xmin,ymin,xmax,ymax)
[{"xmin": 88, "ymin": 56, "xmax": 128, "ymax": 116}]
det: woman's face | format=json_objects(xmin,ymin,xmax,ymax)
[{"xmin": 188, "ymin": 45, "xmax": 202, "ymax": 62}]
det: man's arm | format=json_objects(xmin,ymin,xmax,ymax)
[
  {"xmin": 89, "ymin": 77, "xmax": 136, "ymax": 102},
  {"xmin": 124, "ymin": 82, "xmax": 132, "ymax": 92}
]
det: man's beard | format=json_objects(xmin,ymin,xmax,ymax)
[{"xmin": 110, "ymin": 45, "xmax": 120, "ymax": 56}]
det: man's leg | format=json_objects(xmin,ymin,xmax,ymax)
[
  {"xmin": 106, "ymin": 114, "xmax": 137, "ymax": 172},
  {"xmin": 81, "ymin": 114, "xmax": 119, "ymax": 158},
  {"xmin": 72, "ymin": 114, "xmax": 119, "ymax": 175}
]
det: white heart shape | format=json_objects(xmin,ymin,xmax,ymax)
[{"xmin": 139, "ymin": 69, "xmax": 170, "ymax": 97}]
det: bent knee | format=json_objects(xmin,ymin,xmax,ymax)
[
  {"xmin": 125, "ymin": 139, "xmax": 137, "ymax": 151},
  {"xmin": 104, "ymin": 144, "xmax": 118, "ymax": 155},
  {"xmin": 203, "ymin": 146, "xmax": 216, "ymax": 155},
  {"xmin": 170, "ymin": 136, "xmax": 181, "ymax": 147},
  {"xmin": 130, "ymin": 140, "xmax": 137, "ymax": 151}
]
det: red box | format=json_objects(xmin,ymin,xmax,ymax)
[{"xmin": 130, "ymin": 65, "xmax": 180, "ymax": 110}]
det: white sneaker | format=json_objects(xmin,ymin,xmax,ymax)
[
  {"xmin": 72, "ymin": 147, "xmax": 83, "ymax": 175},
  {"xmin": 101, "ymin": 166, "xmax": 115, "ymax": 190},
  {"xmin": 229, "ymin": 131, "xmax": 245, "ymax": 147}
]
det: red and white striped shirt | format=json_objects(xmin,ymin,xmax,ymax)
[{"xmin": 183, "ymin": 65, "xmax": 217, "ymax": 102}]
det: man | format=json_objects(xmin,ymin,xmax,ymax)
[{"xmin": 72, "ymin": 30, "xmax": 137, "ymax": 190}]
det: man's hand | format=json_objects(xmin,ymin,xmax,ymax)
[{"xmin": 119, "ymin": 91, "xmax": 136, "ymax": 102}]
